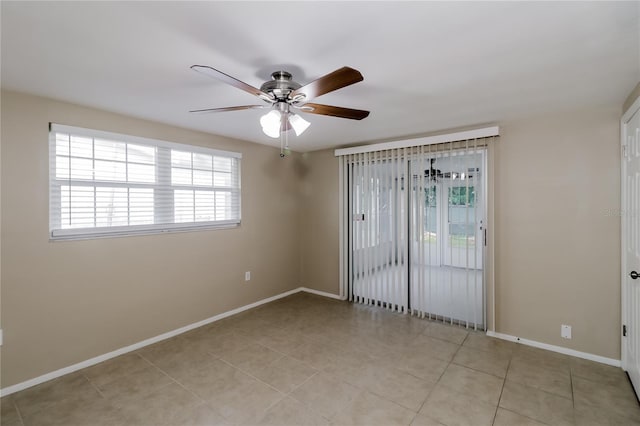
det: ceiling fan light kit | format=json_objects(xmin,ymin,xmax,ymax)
[
  {"xmin": 288, "ymin": 113, "xmax": 311, "ymax": 136},
  {"xmin": 259, "ymin": 102, "xmax": 311, "ymax": 139},
  {"xmin": 259, "ymin": 110, "xmax": 281, "ymax": 138},
  {"xmin": 189, "ymin": 65, "xmax": 369, "ymax": 154}
]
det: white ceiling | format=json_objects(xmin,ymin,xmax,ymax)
[{"xmin": 2, "ymin": 1, "xmax": 639, "ymax": 152}]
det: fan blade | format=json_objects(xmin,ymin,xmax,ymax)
[
  {"xmin": 189, "ymin": 105, "xmax": 266, "ymax": 113},
  {"xmin": 191, "ymin": 65, "xmax": 275, "ymax": 101},
  {"xmin": 289, "ymin": 67, "xmax": 364, "ymax": 101},
  {"xmin": 298, "ymin": 103, "xmax": 370, "ymax": 120}
]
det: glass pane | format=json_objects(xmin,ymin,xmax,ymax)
[
  {"xmin": 56, "ymin": 156, "xmax": 70, "ymax": 179},
  {"xmin": 448, "ymin": 186, "xmax": 475, "ymax": 207},
  {"xmin": 174, "ymin": 190, "xmax": 194, "ymax": 223},
  {"xmin": 171, "ymin": 150, "xmax": 191, "ymax": 168},
  {"xmin": 55, "ymin": 133, "xmax": 70, "ymax": 156},
  {"xmin": 195, "ymin": 191, "xmax": 215, "ymax": 222},
  {"xmin": 130, "ymin": 188, "xmax": 154, "ymax": 225},
  {"xmin": 213, "ymin": 156, "xmax": 232, "ymax": 172},
  {"xmin": 60, "ymin": 186, "xmax": 71, "ymax": 228},
  {"xmin": 215, "ymin": 191, "xmax": 231, "ymax": 220},
  {"xmin": 193, "ymin": 153, "xmax": 212, "ymax": 170},
  {"xmin": 70, "ymin": 158, "xmax": 93, "ymax": 180},
  {"xmin": 96, "ymin": 187, "xmax": 128, "ymax": 227},
  {"xmin": 425, "ymin": 186, "xmax": 437, "ymax": 236},
  {"xmin": 171, "ymin": 167, "xmax": 192, "ymax": 185},
  {"xmin": 425, "ymin": 186, "xmax": 437, "ymax": 206},
  {"xmin": 193, "ymin": 169, "xmax": 213, "ymax": 186},
  {"xmin": 128, "ymin": 144, "xmax": 155, "ymax": 164},
  {"xmin": 67, "ymin": 186, "xmax": 94, "ymax": 228},
  {"xmin": 448, "ymin": 229, "xmax": 476, "ymax": 247},
  {"xmin": 448, "ymin": 185, "xmax": 476, "ymax": 247},
  {"xmin": 128, "ymin": 163, "xmax": 155, "ymax": 183},
  {"xmin": 379, "ymin": 186, "xmax": 391, "ymax": 243},
  {"xmin": 95, "ymin": 160, "xmax": 126, "ymax": 182},
  {"xmin": 213, "ymin": 171, "xmax": 231, "ymax": 187},
  {"xmin": 70, "ymin": 135, "xmax": 93, "ymax": 158},
  {"xmin": 94, "ymin": 139, "xmax": 126, "ymax": 161}
]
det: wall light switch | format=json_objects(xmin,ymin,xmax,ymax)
[
  {"xmin": 561, "ymin": 324, "xmax": 572, "ymax": 339},
  {"xmin": 245, "ymin": 271, "xmax": 251, "ymax": 281}
]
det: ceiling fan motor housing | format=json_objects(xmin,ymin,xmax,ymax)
[{"xmin": 260, "ymin": 71, "xmax": 302, "ymax": 102}]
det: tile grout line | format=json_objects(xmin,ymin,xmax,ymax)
[
  {"xmin": 411, "ymin": 336, "xmax": 460, "ymax": 425},
  {"xmin": 135, "ymin": 351, "xmax": 210, "ymax": 407},
  {"xmin": 11, "ymin": 398, "xmax": 25, "ymax": 426},
  {"xmin": 216, "ymin": 357, "xmax": 288, "ymax": 401},
  {"xmin": 211, "ymin": 336, "xmax": 318, "ymax": 396},
  {"xmin": 80, "ymin": 353, "xmax": 155, "ymax": 398},
  {"xmin": 81, "ymin": 371, "xmax": 108, "ymax": 400},
  {"xmin": 449, "ymin": 355, "xmax": 510, "ymax": 380},
  {"xmin": 499, "ymin": 407, "xmax": 554, "ymax": 426},
  {"xmin": 490, "ymin": 355, "xmax": 510, "ymax": 426},
  {"xmin": 282, "ymin": 371, "xmax": 335, "ymax": 422},
  {"xmin": 8, "ymin": 374, "xmax": 96, "ymax": 425},
  {"xmin": 569, "ymin": 362, "xmax": 576, "ymax": 425}
]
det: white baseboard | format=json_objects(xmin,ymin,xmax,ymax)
[
  {"xmin": 299, "ymin": 287, "xmax": 345, "ymax": 300},
  {"xmin": 485, "ymin": 330, "xmax": 621, "ymax": 367},
  {"xmin": 1, "ymin": 286, "xmax": 330, "ymax": 397}
]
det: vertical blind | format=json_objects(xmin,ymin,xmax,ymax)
[
  {"xmin": 339, "ymin": 136, "xmax": 495, "ymax": 329},
  {"xmin": 348, "ymin": 149, "xmax": 409, "ymax": 313},
  {"xmin": 49, "ymin": 123, "xmax": 241, "ymax": 239}
]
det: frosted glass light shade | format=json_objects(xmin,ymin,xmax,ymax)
[
  {"xmin": 260, "ymin": 110, "xmax": 281, "ymax": 138},
  {"xmin": 289, "ymin": 113, "xmax": 310, "ymax": 136}
]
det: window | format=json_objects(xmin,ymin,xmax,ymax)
[
  {"xmin": 49, "ymin": 124, "xmax": 241, "ymax": 240},
  {"xmin": 448, "ymin": 185, "xmax": 476, "ymax": 246}
]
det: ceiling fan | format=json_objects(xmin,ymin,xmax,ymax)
[{"xmin": 189, "ymin": 65, "xmax": 370, "ymax": 142}]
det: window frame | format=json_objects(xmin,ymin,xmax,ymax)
[{"xmin": 49, "ymin": 123, "xmax": 242, "ymax": 241}]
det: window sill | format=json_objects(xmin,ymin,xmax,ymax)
[{"xmin": 49, "ymin": 222, "xmax": 240, "ymax": 242}]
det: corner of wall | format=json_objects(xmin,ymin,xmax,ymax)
[{"xmin": 623, "ymin": 81, "xmax": 640, "ymax": 114}]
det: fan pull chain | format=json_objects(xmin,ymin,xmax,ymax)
[
  {"xmin": 280, "ymin": 114, "xmax": 290, "ymax": 158},
  {"xmin": 280, "ymin": 127, "xmax": 284, "ymax": 157},
  {"xmin": 285, "ymin": 125, "xmax": 290, "ymax": 156},
  {"xmin": 280, "ymin": 114, "xmax": 286, "ymax": 157}
]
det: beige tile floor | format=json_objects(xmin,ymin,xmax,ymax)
[{"xmin": 2, "ymin": 292, "xmax": 639, "ymax": 426}]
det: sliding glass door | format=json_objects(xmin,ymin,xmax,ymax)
[
  {"xmin": 348, "ymin": 146, "xmax": 486, "ymax": 328},
  {"xmin": 351, "ymin": 154, "xmax": 408, "ymax": 311},
  {"xmin": 409, "ymin": 151, "xmax": 485, "ymax": 328}
]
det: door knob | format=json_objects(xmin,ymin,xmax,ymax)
[{"xmin": 631, "ymin": 271, "xmax": 640, "ymax": 280}]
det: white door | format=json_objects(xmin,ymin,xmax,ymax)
[{"xmin": 623, "ymin": 101, "xmax": 640, "ymax": 395}]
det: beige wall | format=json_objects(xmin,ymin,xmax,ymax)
[
  {"xmin": 299, "ymin": 149, "xmax": 340, "ymax": 295},
  {"xmin": 301, "ymin": 105, "xmax": 622, "ymax": 360},
  {"xmin": 1, "ymin": 91, "xmax": 302, "ymax": 387},
  {"xmin": 494, "ymin": 106, "xmax": 620, "ymax": 359}
]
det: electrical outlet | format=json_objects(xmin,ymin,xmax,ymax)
[
  {"xmin": 245, "ymin": 271, "xmax": 251, "ymax": 281},
  {"xmin": 561, "ymin": 324, "xmax": 572, "ymax": 339}
]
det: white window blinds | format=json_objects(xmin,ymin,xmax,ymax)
[{"xmin": 49, "ymin": 123, "xmax": 241, "ymax": 240}]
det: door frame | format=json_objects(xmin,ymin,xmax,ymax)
[{"xmin": 621, "ymin": 95, "xmax": 640, "ymax": 379}]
